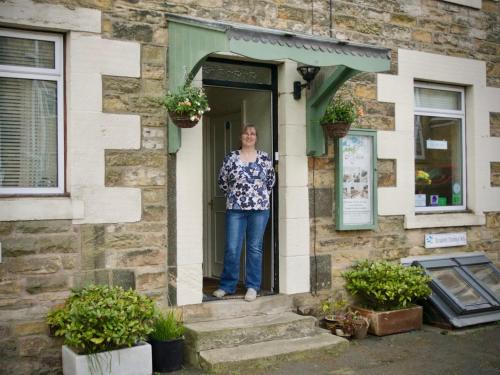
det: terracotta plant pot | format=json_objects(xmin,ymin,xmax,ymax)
[
  {"xmin": 322, "ymin": 121, "xmax": 351, "ymax": 138},
  {"xmin": 350, "ymin": 305, "xmax": 423, "ymax": 336},
  {"xmin": 168, "ymin": 111, "xmax": 199, "ymax": 128},
  {"xmin": 352, "ymin": 317, "xmax": 370, "ymax": 339}
]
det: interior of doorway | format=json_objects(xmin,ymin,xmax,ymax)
[{"xmin": 202, "ymin": 85, "xmax": 275, "ymax": 301}]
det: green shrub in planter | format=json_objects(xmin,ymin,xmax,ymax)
[
  {"xmin": 342, "ymin": 260, "xmax": 432, "ymax": 311},
  {"xmin": 47, "ymin": 284, "xmax": 155, "ymax": 354}
]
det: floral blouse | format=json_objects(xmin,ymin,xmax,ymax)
[{"xmin": 218, "ymin": 150, "xmax": 276, "ymax": 210}]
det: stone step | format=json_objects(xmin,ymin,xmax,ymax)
[
  {"xmin": 181, "ymin": 294, "xmax": 294, "ymax": 323},
  {"xmin": 198, "ymin": 330, "xmax": 349, "ymax": 372},
  {"xmin": 185, "ymin": 311, "xmax": 317, "ymax": 352}
]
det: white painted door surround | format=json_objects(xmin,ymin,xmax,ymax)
[{"xmin": 176, "ymin": 61, "xmax": 311, "ymax": 305}]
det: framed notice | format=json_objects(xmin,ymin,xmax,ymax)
[{"xmin": 335, "ymin": 129, "xmax": 377, "ymax": 230}]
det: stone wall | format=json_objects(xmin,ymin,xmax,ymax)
[
  {"xmin": 0, "ymin": 0, "xmax": 169, "ymax": 373},
  {"xmin": 308, "ymin": 0, "xmax": 500, "ymax": 292},
  {"xmin": 0, "ymin": 0, "xmax": 498, "ymax": 373}
]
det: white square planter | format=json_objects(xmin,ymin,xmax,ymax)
[{"xmin": 62, "ymin": 342, "xmax": 152, "ymax": 375}]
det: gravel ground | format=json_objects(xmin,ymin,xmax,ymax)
[{"xmin": 172, "ymin": 324, "xmax": 500, "ymax": 375}]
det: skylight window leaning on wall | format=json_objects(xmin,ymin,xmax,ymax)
[
  {"xmin": 414, "ymin": 254, "xmax": 500, "ymax": 328},
  {"xmin": 0, "ymin": 29, "xmax": 64, "ymax": 195}
]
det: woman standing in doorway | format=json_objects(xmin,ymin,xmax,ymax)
[{"xmin": 213, "ymin": 124, "xmax": 276, "ymax": 302}]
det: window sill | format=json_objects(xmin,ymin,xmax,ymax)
[
  {"xmin": 0, "ymin": 193, "xmax": 70, "ymax": 198},
  {"xmin": 0, "ymin": 197, "xmax": 84, "ymax": 221},
  {"xmin": 405, "ymin": 212, "xmax": 485, "ymax": 229}
]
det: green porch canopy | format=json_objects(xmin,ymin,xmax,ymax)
[{"xmin": 166, "ymin": 14, "xmax": 391, "ymax": 155}]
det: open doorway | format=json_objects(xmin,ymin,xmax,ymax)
[{"xmin": 202, "ymin": 59, "xmax": 278, "ymax": 300}]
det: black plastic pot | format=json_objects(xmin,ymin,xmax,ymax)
[{"xmin": 150, "ymin": 337, "xmax": 184, "ymax": 373}]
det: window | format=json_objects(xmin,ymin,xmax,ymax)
[
  {"xmin": 414, "ymin": 83, "xmax": 466, "ymax": 212},
  {"xmin": 414, "ymin": 255, "xmax": 500, "ymax": 327},
  {"xmin": 0, "ymin": 29, "xmax": 64, "ymax": 194}
]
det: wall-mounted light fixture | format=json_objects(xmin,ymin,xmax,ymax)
[{"xmin": 293, "ymin": 65, "xmax": 321, "ymax": 100}]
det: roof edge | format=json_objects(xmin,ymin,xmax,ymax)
[{"xmin": 166, "ymin": 13, "xmax": 391, "ymax": 60}]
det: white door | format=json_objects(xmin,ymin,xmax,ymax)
[
  {"xmin": 206, "ymin": 112, "xmax": 241, "ymax": 278},
  {"xmin": 204, "ymin": 86, "xmax": 274, "ymax": 291}
]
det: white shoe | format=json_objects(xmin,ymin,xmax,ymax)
[
  {"xmin": 213, "ymin": 289, "xmax": 226, "ymax": 298},
  {"xmin": 245, "ymin": 288, "xmax": 257, "ymax": 302}
]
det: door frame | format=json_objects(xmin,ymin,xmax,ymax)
[{"xmin": 202, "ymin": 57, "xmax": 280, "ymax": 293}]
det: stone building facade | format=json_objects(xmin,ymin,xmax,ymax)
[{"xmin": 0, "ymin": 0, "xmax": 498, "ymax": 373}]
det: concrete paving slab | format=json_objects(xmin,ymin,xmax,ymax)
[
  {"xmin": 199, "ymin": 332, "xmax": 349, "ymax": 372},
  {"xmin": 182, "ymin": 294, "xmax": 294, "ymax": 323},
  {"xmin": 171, "ymin": 324, "xmax": 500, "ymax": 375},
  {"xmin": 185, "ymin": 311, "xmax": 315, "ymax": 333},
  {"xmin": 185, "ymin": 312, "xmax": 317, "ymax": 352}
]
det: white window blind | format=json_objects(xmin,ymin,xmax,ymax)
[
  {"xmin": 0, "ymin": 35, "xmax": 55, "ymax": 68},
  {"xmin": 0, "ymin": 78, "xmax": 58, "ymax": 187},
  {"xmin": 415, "ymin": 87, "xmax": 462, "ymax": 111},
  {"xmin": 0, "ymin": 29, "xmax": 64, "ymax": 195}
]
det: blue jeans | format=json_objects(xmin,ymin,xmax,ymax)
[{"xmin": 219, "ymin": 209, "xmax": 270, "ymax": 293}]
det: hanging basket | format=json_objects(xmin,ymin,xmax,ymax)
[
  {"xmin": 168, "ymin": 111, "xmax": 199, "ymax": 128},
  {"xmin": 322, "ymin": 121, "xmax": 351, "ymax": 139}
]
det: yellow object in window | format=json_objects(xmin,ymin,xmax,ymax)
[{"xmin": 416, "ymin": 170, "xmax": 432, "ymax": 185}]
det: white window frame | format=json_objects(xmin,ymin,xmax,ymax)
[
  {"xmin": 0, "ymin": 28, "xmax": 64, "ymax": 195},
  {"xmin": 414, "ymin": 82, "xmax": 467, "ymax": 213}
]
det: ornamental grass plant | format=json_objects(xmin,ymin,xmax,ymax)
[
  {"xmin": 342, "ymin": 260, "xmax": 432, "ymax": 311},
  {"xmin": 149, "ymin": 310, "xmax": 185, "ymax": 342}
]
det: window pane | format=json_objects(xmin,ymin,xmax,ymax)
[
  {"xmin": 429, "ymin": 268, "xmax": 487, "ymax": 306},
  {"xmin": 467, "ymin": 264, "xmax": 500, "ymax": 299},
  {"xmin": 0, "ymin": 36, "xmax": 55, "ymax": 69},
  {"xmin": 415, "ymin": 87, "xmax": 461, "ymax": 111},
  {"xmin": 0, "ymin": 77, "xmax": 58, "ymax": 188},
  {"xmin": 202, "ymin": 61, "xmax": 271, "ymax": 85},
  {"xmin": 415, "ymin": 115, "xmax": 463, "ymax": 208}
]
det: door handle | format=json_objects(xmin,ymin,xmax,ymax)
[{"xmin": 208, "ymin": 199, "xmax": 214, "ymax": 207}]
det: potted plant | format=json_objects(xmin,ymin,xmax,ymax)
[
  {"xmin": 320, "ymin": 89, "xmax": 363, "ymax": 138},
  {"xmin": 149, "ymin": 309, "xmax": 185, "ymax": 373},
  {"xmin": 321, "ymin": 295, "xmax": 348, "ymax": 331},
  {"xmin": 321, "ymin": 297, "xmax": 369, "ymax": 339},
  {"xmin": 163, "ymin": 82, "xmax": 210, "ymax": 128},
  {"xmin": 342, "ymin": 310, "xmax": 370, "ymax": 339},
  {"xmin": 342, "ymin": 260, "xmax": 432, "ymax": 336},
  {"xmin": 47, "ymin": 285, "xmax": 155, "ymax": 375}
]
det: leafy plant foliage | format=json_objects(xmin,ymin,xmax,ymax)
[
  {"xmin": 47, "ymin": 285, "xmax": 155, "ymax": 354},
  {"xmin": 320, "ymin": 89, "xmax": 364, "ymax": 125},
  {"xmin": 342, "ymin": 260, "xmax": 432, "ymax": 311},
  {"xmin": 321, "ymin": 295, "xmax": 348, "ymax": 317},
  {"xmin": 149, "ymin": 310, "xmax": 185, "ymax": 341},
  {"xmin": 163, "ymin": 83, "xmax": 210, "ymax": 122}
]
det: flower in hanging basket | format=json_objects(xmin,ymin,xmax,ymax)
[
  {"xmin": 163, "ymin": 83, "xmax": 210, "ymax": 128},
  {"xmin": 320, "ymin": 90, "xmax": 363, "ymax": 138}
]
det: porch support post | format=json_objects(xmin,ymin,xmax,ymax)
[{"xmin": 167, "ymin": 20, "xmax": 228, "ymax": 153}]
